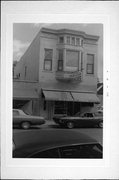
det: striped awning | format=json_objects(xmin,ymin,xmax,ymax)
[
  {"xmin": 71, "ymin": 92, "xmax": 100, "ymax": 103},
  {"xmin": 42, "ymin": 89, "xmax": 100, "ymax": 103},
  {"xmin": 42, "ymin": 90, "xmax": 73, "ymax": 101}
]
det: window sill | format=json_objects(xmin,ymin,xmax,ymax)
[{"xmin": 42, "ymin": 70, "xmax": 53, "ymax": 73}]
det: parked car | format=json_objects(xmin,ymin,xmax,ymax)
[
  {"xmin": 13, "ymin": 129, "xmax": 102, "ymax": 158},
  {"xmin": 97, "ymin": 106, "xmax": 103, "ymax": 114},
  {"xmin": 53, "ymin": 112, "xmax": 103, "ymax": 129},
  {"xmin": 13, "ymin": 109, "xmax": 45, "ymax": 129}
]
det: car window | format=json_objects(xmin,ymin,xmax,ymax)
[
  {"xmin": 29, "ymin": 144, "xmax": 102, "ymax": 158},
  {"xmin": 59, "ymin": 144, "xmax": 102, "ymax": 158},
  {"xmin": 29, "ymin": 148, "xmax": 60, "ymax": 158},
  {"xmin": 87, "ymin": 113, "xmax": 93, "ymax": 117},
  {"xmin": 83, "ymin": 113, "xmax": 87, "ymax": 117},
  {"xmin": 13, "ymin": 110, "xmax": 19, "ymax": 116}
]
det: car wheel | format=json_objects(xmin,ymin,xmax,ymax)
[
  {"xmin": 98, "ymin": 122, "xmax": 103, "ymax": 128},
  {"xmin": 66, "ymin": 122, "xmax": 74, "ymax": 129},
  {"xmin": 21, "ymin": 122, "xmax": 30, "ymax": 129}
]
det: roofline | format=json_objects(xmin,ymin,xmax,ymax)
[{"xmin": 41, "ymin": 27, "xmax": 99, "ymax": 41}]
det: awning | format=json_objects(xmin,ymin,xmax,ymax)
[
  {"xmin": 42, "ymin": 90, "xmax": 73, "ymax": 101},
  {"xmin": 13, "ymin": 88, "xmax": 38, "ymax": 100},
  {"xmin": 71, "ymin": 92, "xmax": 100, "ymax": 103}
]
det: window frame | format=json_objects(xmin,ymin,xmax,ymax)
[
  {"xmin": 57, "ymin": 49, "xmax": 64, "ymax": 71},
  {"xmin": 44, "ymin": 49, "xmax": 53, "ymax": 71},
  {"xmin": 59, "ymin": 36, "xmax": 64, "ymax": 44},
  {"xmin": 86, "ymin": 54, "xmax": 94, "ymax": 75},
  {"xmin": 66, "ymin": 36, "xmax": 70, "ymax": 45},
  {"xmin": 65, "ymin": 49, "xmax": 79, "ymax": 71},
  {"xmin": 71, "ymin": 37, "xmax": 75, "ymax": 45}
]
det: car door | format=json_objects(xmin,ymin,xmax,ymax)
[
  {"xmin": 77, "ymin": 113, "xmax": 88, "ymax": 127},
  {"xmin": 13, "ymin": 110, "xmax": 21, "ymax": 124},
  {"xmin": 80, "ymin": 113, "xmax": 94, "ymax": 127}
]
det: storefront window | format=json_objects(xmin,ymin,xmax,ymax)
[{"xmin": 54, "ymin": 101, "xmax": 67, "ymax": 114}]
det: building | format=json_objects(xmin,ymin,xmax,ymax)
[
  {"xmin": 97, "ymin": 82, "xmax": 103, "ymax": 106},
  {"xmin": 14, "ymin": 27, "xmax": 100, "ymax": 120}
]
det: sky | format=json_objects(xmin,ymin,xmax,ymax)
[{"xmin": 13, "ymin": 23, "xmax": 103, "ymax": 81}]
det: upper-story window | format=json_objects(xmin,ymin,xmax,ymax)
[
  {"xmin": 66, "ymin": 36, "xmax": 70, "ymax": 45},
  {"xmin": 58, "ymin": 49, "xmax": 63, "ymax": 71},
  {"xmin": 66, "ymin": 50, "xmax": 79, "ymax": 71},
  {"xmin": 59, "ymin": 36, "xmax": 64, "ymax": 44},
  {"xmin": 71, "ymin": 37, "xmax": 75, "ymax": 45},
  {"xmin": 81, "ymin": 52, "xmax": 83, "ymax": 71},
  {"xmin": 44, "ymin": 49, "xmax": 53, "ymax": 71},
  {"xmin": 76, "ymin": 38, "xmax": 80, "ymax": 46},
  {"xmin": 81, "ymin": 39, "xmax": 83, "ymax": 46},
  {"xmin": 87, "ymin": 54, "xmax": 94, "ymax": 74}
]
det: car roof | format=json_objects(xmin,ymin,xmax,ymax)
[{"xmin": 13, "ymin": 129, "xmax": 98, "ymax": 155}]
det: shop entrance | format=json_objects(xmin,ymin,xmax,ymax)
[{"xmin": 54, "ymin": 101, "xmax": 81, "ymax": 116}]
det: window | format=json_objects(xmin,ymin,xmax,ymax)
[
  {"xmin": 71, "ymin": 37, "xmax": 75, "ymax": 45},
  {"xmin": 66, "ymin": 50, "xmax": 79, "ymax": 71},
  {"xmin": 80, "ymin": 39, "xmax": 83, "ymax": 46},
  {"xmin": 66, "ymin": 36, "xmax": 70, "ymax": 44},
  {"xmin": 59, "ymin": 36, "xmax": 64, "ymax": 44},
  {"xmin": 58, "ymin": 49, "xmax": 63, "ymax": 71},
  {"xmin": 54, "ymin": 101, "xmax": 67, "ymax": 114},
  {"xmin": 81, "ymin": 52, "xmax": 83, "ymax": 71},
  {"xmin": 44, "ymin": 49, "xmax": 53, "ymax": 71},
  {"xmin": 30, "ymin": 148, "xmax": 59, "ymax": 158},
  {"xmin": 76, "ymin": 38, "xmax": 80, "ymax": 46},
  {"xmin": 87, "ymin": 54, "xmax": 94, "ymax": 74},
  {"xmin": 30, "ymin": 144, "xmax": 102, "ymax": 158},
  {"xmin": 24, "ymin": 66, "xmax": 27, "ymax": 78}
]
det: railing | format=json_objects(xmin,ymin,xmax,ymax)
[{"xmin": 55, "ymin": 70, "xmax": 82, "ymax": 82}]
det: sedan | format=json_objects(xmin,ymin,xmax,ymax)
[
  {"xmin": 13, "ymin": 129, "xmax": 102, "ymax": 158},
  {"xmin": 53, "ymin": 112, "xmax": 103, "ymax": 129},
  {"xmin": 13, "ymin": 109, "xmax": 45, "ymax": 129}
]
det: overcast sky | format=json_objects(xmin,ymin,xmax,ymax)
[{"xmin": 13, "ymin": 23, "xmax": 103, "ymax": 81}]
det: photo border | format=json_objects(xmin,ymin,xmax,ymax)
[{"xmin": 1, "ymin": 1, "xmax": 114, "ymax": 179}]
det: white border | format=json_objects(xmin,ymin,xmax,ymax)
[{"xmin": 1, "ymin": 1, "xmax": 119, "ymax": 179}]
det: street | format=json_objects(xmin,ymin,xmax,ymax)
[{"xmin": 13, "ymin": 121, "xmax": 103, "ymax": 145}]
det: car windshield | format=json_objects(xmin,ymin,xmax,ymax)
[
  {"xmin": 13, "ymin": 109, "xmax": 29, "ymax": 116},
  {"xmin": 29, "ymin": 143, "xmax": 102, "ymax": 158},
  {"xmin": 74, "ymin": 112, "xmax": 80, "ymax": 116}
]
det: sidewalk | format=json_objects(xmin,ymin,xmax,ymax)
[{"xmin": 40, "ymin": 120, "xmax": 56, "ymax": 128}]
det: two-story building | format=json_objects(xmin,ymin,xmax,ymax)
[{"xmin": 14, "ymin": 27, "xmax": 100, "ymax": 120}]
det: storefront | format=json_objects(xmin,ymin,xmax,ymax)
[
  {"xmin": 42, "ymin": 89, "xmax": 100, "ymax": 120},
  {"xmin": 13, "ymin": 85, "xmax": 39, "ymax": 115}
]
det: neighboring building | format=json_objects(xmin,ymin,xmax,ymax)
[
  {"xmin": 13, "ymin": 60, "xmax": 18, "ymax": 78},
  {"xmin": 14, "ymin": 28, "xmax": 100, "ymax": 120},
  {"xmin": 97, "ymin": 82, "xmax": 103, "ymax": 106}
]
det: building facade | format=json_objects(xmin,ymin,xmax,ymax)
[{"xmin": 14, "ymin": 28, "xmax": 100, "ymax": 120}]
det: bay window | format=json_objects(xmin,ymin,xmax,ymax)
[
  {"xmin": 66, "ymin": 50, "xmax": 79, "ymax": 71},
  {"xmin": 58, "ymin": 49, "xmax": 63, "ymax": 71}
]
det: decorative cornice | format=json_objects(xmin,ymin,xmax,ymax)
[{"xmin": 41, "ymin": 28, "xmax": 99, "ymax": 41}]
